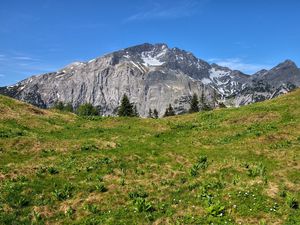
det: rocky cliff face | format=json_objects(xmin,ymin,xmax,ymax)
[{"xmin": 1, "ymin": 43, "xmax": 299, "ymax": 117}]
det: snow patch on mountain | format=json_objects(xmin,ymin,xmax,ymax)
[
  {"xmin": 209, "ymin": 68, "xmax": 230, "ymax": 79},
  {"xmin": 142, "ymin": 55, "xmax": 164, "ymax": 66}
]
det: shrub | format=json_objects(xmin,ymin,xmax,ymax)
[
  {"xmin": 16, "ymin": 196, "xmax": 30, "ymax": 208},
  {"xmin": 286, "ymin": 194, "xmax": 299, "ymax": 209},
  {"xmin": 32, "ymin": 210, "xmax": 42, "ymax": 222},
  {"xmin": 65, "ymin": 207, "xmax": 75, "ymax": 218},
  {"xmin": 0, "ymin": 129, "xmax": 26, "ymax": 138},
  {"xmin": 77, "ymin": 103, "xmax": 98, "ymax": 116},
  {"xmin": 232, "ymin": 175, "xmax": 240, "ymax": 185},
  {"xmin": 47, "ymin": 167, "xmax": 59, "ymax": 175},
  {"xmin": 206, "ymin": 201, "xmax": 225, "ymax": 217},
  {"xmin": 95, "ymin": 183, "xmax": 107, "ymax": 192},
  {"xmin": 247, "ymin": 162, "xmax": 266, "ymax": 177},
  {"xmin": 53, "ymin": 102, "xmax": 73, "ymax": 112},
  {"xmin": 133, "ymin": 197, "xmax": 154, "ymax": 213},
  {"xmin": 190, "ymin": 165, "xmax": 199, "ymax": 177},
  {"xmin": 84, "ymin": 204, "xmax": 100, "ymax": 214},
  {"xmin": 119, "ymin": 178, "xmax": 125, "ymax": 186},
  {"xmin": 53, "ymin": 184, "xmax": 74, "ymax": 201},
  {"xmin": 80, "ymin": 144, "xmax": 98, "ymax": 151},
  {"xmin": 129, "ymin": 190, "xmax": 148, "ymax": 199},
  {"xmin": 190, "ymin": 155, "xmax": 208, "ymax": 177},
  {"xmin": 197, "ymin": 155, "xmax": 208, "ymax": 169}
]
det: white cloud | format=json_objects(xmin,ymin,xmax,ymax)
[
  {"xmin": 13, "ymin": 56, "xmax": 38, "ymax": 61},
  {"xmin": 208, "ymin": 58, "xmax": 272, "ymax": 74}
]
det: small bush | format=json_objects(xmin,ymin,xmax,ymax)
[
  {"xmin": 65, "ymin": 207, "xmax": 75, "ymax": 218},
  {"xmin": 190, "ymin": 155, "xmax": 208, "ymax": 177},
  {"xmin": 133, "ymin": 197, "xmax": 154, "ymax": 213},
  {"xmin": 286, "ymin": 194, "xmax": 299, "ymax": 209},
  {"xmin": 80, "ymin": 144, "xmax": 98, "ymax": 151},
  {"xmin": 0, "ymin": 129, "xmax": 26, "ymax": 138},
  {"xmin": 95, "ymin": 183, "xmax": 107, "ymax": 192},
  {"xmin": 47, "ymin": 167, "xmax": 59, "ymax": 175},
  {"xmin": 84, "ymin": 204, "xmax": 100, "ymax": 214},
  {"xmin": 206, "ymin": 201, "xmax": 225, "ymax": 217},
  {"xmin": 16, "ymin": 196, "xmax": 30, "ymax": 208},
  {"xmin": 247, "ymin": 162, "xmax": 266, "ymax": 177},
  {"xmin": 53, "ymin": 184, "xmax": 74, "ymax": 201},
  {"xmin": 77, "ymin": 103, "xmax": 99, "ymax": 116},
  {"xmin": 129, "ymin": 190, "xmax": 148, "ymax": 199}
]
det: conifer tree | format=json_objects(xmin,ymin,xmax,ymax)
[
  {"xmin": 64, "ymin": 103, "xmax": 73, "ymax": 112},
  {"xmin": 77, "ymin": 103, "xmax": 98, "ymax": 116},
  {"xmin": 53, "ymin": 101, "xmax": 65, "ymax": 111},
  {"xmin": 164, "ymin": 104, "xmax": 175, "ymax": 117},
  {"xmin": 133, "ymin": 104, "xmax": 139, "ymax": 117},
  {"xmin": 213, "ymin": 89, "xmax": 218, "ymax": 108},
  {"xmin": 189, "ymin": 93, "xmax": 199, "ymax": 113},
  {"xmin": 148, "ymin": 108, "xmax": 153, "ymax": 118},
  {"xmin": 153, "ymin": 109, "xmax": 159, "ymax": 119},
  {"xmin": 118, "ymin": 94, "xmax": 134, "ymax": 117},
  {"xmin": 200, "ymin": 89, "xmax": 212, "ymax": 111}
]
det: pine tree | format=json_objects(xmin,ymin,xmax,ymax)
[
  {"xmin": 118, "ymin": 94, "xmax": 134, "ymax": 117},
  {"xmin": 133, "ymin": 104, "xmax": 139, "ymax": 117},
  {"xmin": 77, "ymin": 103, "xmax": 98, "ymax": 116},
  {"xmin": 164, "ymin": 104, "xmax": 175, "ymax": 117},
  {"xmin": 53, "ymin": 101, "xmax": 65, "ymax": 111},
  {"xmin": 200, "ymin": 89, "xmax": 212, "ymax": 111},
  {"xmin": 148, "ymin": 108, "xmax": 153, "ymax": 118},
  {"xmin": 189, "ymin": 93, "xmax": 199, "ymax": 113},
  {"xmin": 213, "ymin": 89, "xmax": 218, "ymax": 108},
  {"xmin": 153, "ymin": 109, "xmax": 159, "ymax": 119},
  {"xmin": 64, "ymin": 103, "xmax": 73, "ymax": 112}
]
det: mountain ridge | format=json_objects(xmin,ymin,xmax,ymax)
[{"xmin": 1, "ymin": 43, "xmax": 299, "ymax": 117}]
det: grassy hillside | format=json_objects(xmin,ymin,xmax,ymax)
[{"xmin": 0, "ymin": 90, "xmax": 300, "ymax": 225}]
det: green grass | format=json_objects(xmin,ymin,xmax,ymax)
[{"xmin": 0, "ymin": 89, "xmax": 300, "ymax": 224}]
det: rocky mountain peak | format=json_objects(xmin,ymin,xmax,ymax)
[
  {"xmin": 272, "ymin": 59, "xmax": 297, "ymax": 71},
  {"xmin": 0, "ymin": 43, "xmax": 299, "ymax": 117}
]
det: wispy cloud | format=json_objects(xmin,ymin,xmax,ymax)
[
  {"xmin": 12, "ymin": 56, "xmax": 38, "ymax": 61},
  {"xmin": 208, "ymin": 58, "xmax": 272, "ymax": 74},
  {"xmin": 0, "ymin": 51, "xmax": 60, "ymax": 86},
  {"xmin": 124, "ymin": 0, "xmax": 205, "ymax": 22}
]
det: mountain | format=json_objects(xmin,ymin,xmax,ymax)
[{"xmin": 1, "ymin": 43, "xmax": 299, "ymax": 117}]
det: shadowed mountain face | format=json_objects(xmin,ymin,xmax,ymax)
[{"xmin": 1, "ymin": 43, "xmax": 299, "ymax": 117}]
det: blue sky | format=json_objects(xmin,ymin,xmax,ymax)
[{"xmin": 0, "ymin": 0, "xmax": 299, "ymax": 86}]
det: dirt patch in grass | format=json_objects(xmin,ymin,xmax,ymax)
[
  {"xmin": 265, "ymin": 182, "xmax": 279, "ymax": 198},
  {"xmin": 27, "ymin": 106, "xmax": 45, "ymax": 115},
  {"xmin": 226, "ymin": 112, "xmax": 280, "ymax": 125},
  {"xmin": 33, "ymin": 205, "xmax": 54, "ymax": 218},
  {"xmin": 0, "ymin": 172, "xmax": 5, "ymax": 181}
]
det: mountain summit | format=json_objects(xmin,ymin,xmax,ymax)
[{"xmin": 1, "ymin": 43, "xmax": 299, "ymax": 117}]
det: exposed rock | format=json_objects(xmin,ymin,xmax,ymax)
[{"xmin": 1, "ymin": 43, "xmax": 299, "ymax": 117}]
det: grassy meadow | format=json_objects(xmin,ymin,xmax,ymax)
[{"xmin": 0, "ymin": 89, "xmax": 300, "ymax": 224}]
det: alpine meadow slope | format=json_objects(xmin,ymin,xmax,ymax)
[{"xmin": 0, "ymin": 89, "xmax": 300, "ymax": 224}]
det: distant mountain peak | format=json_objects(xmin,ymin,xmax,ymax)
[{"xmin": 274, "ymin": 59, "xmax": 297, "ymax": 70}]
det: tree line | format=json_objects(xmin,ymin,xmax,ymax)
[{"xmin": 53, "ymin": 92, "xmax": 224, "ymax": 118}]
